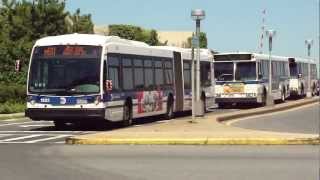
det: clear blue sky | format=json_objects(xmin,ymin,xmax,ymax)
[{"xmin": 66, "ymin": 0, "xmax": 319, "ymax": 61}]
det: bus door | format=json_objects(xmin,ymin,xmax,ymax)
[{"xmin": 173, "ymin": 51, "xmax": 184, "ymax": 111}]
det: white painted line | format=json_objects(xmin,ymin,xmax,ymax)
[
  {"xmin": 19, "ymin": 124, "xmax": 53, "ymax": 128},
  {"xmin": 0, "ymin": 121, "xmax": 34, "ymax": 127},
  {"xmin": 0, "ymin": 131, "xmax": 95, "ymax": 133},
  {"xmin": 1, "ymin": 134, "xmax": 43, "ymax": 142},
  {"xmin": 54, "ymin": 141, "xmax": 66, "ymax": 144},
  {"xmin": 25, "ymin": 135, "xmax": 70, "ymax": 143}
]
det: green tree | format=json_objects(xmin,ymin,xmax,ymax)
[
  {"xmin": 186, "ymin": 32, "xmax": 208, "ymax": 48},
  {"xmin": 68, "ymin": 8, "xmax": 94, "ymax": 34},
  {"xmin": 0, "ymin": 0, "xmax": 94, "ymax": 85},
  {"xmin": 108, "ymin": 24, "xmax": 163, "ymax": 46}
]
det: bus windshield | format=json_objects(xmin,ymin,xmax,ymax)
[
  {"xmin": 214, "ymin": 62, "xmax": 234, "ymax": 81},
  {"xmin": 28, "ymin": 46, "xmax": 102, "ymax": 95},
  {"xmin": 235, "ymin": 62, "xmax": 256, "ymax": 81},
  {"xmin": 289, "ymin": 62, "xmax": 298, "ymax": 77}
]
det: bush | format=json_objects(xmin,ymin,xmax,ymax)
[
  {"xmin": 0, "ymin": 101, "xmax": 26, "ymax": 114},
  {"xmin": 0, "ymin": 84, "xmax": 26, "ymax": 103}
]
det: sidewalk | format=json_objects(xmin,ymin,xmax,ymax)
[{"xmin": 66, "ymin": 97, "xmax": 319, "ymax": 145}]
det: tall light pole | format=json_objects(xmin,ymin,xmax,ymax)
[
  {"xmin": 266, "ymin": 30, "xmax": 276, "ymax": 105},
  {"xmin": 191, "ymin": 9, "xmax": 205, "ymax": 117},
  {"xmin": 305, "ymin": 39, "xmax": 313, "ymax": 97}
]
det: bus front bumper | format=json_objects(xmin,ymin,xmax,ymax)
[
  {"xmin": 215, "ymin": 97, "xmax": 258, "ymax": 104},
  {"xmin": 25, "ymin": 108, "xmax": 105, "ymax": 121}
]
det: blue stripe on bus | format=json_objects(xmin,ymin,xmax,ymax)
[{"xmin": 31, "ymin": 95, "xmax": 96, "ymax": 105}]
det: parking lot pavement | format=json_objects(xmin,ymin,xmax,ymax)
[{"xmin": 0, "ymin": 119, "xmax": 95, "ymax": 144}]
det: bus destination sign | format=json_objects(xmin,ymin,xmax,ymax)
[{"xmin": 35, "ymin": 45, "xmax": 101, "ymax": 59}]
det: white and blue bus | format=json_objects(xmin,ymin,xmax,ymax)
[
  {"xmin": 25, "ymin": 34, "xmax": 214, "ymax": 127},
  {"xmin": 213, "ymin": 52, "xmax": 290, "ymax": 107},
  {"xmin": 288, "ymin": 57, "xmax": 318, "ymax": 97}
]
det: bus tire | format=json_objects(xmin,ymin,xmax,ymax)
[
  {"xmin": 122, "ymin": 101, "xmax": 132, "ymax": 127},
  {"xmin": 280, "ymin": 89, "xmax": 286, "ymax": 103},
  {"xmin": 260, "ymin": 88, "xmax": 267, "ymax": 106},
  {"xmin": 311, "ymin": 83, "xmax": 316, "ymax": 96},
  {"xmin": 164, "ymin": 95, "xmax": 174, "ymax": 120},
  {"xmin": 201, "ymin": 92, "xmax": 207, "ymax": 113},
  {"xmin": 300, "ymin": 85, "xmax": 304, "ymax": 98},
  {"xmin": 217, "ymin": 103, "xmax": 226, "ymax": 109}
]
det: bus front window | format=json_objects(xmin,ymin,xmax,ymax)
[
  {"xmin": 289, "ymin": 62, "xmax": 298, "ymax": 77},
  {"xmin": 28, "ymin": 46, "xmax": 102, "ymax": 95},
  {"xmin": 235, "ymin": 62, "xmax": 256, "ymax": 81},
  {"xmin": 214, "ymin": 62, "xmax": 234, "ymax": 81}
]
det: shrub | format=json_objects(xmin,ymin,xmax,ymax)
[
  {"xmin": 0, "ymin": 101, "xmax": 26, "ymax": 114},
  {"xmin": 0, "ymin": 84, "xmax": 26, "ymax": 103}
]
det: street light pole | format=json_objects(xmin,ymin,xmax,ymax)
[
  {"xmin": 191, "ymin": 33, "xmax": 195, "ymax": 122},
  {"xmin": 191, "ymin": 9, "xmax": 205, "ymax": 117},
  {"xmin": 266, "ymin": 30, "xmax": 276, "ymax": 106},
  {"xmin": 305, "ymin": 39, "xmax": 313, "ymax": 97}
]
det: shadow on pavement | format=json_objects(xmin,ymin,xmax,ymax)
[{"xmin": 28, "ymin": 111, "xmax": 193, "ymax": 132}]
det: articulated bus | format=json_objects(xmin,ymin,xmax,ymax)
[
  {"xmin": 213, "ymin": 52, "xmax": 290, "ymax": 107},
  {"xmin": 25, "ymin": 34, "xmax": 214, "ymax": 127},
  {"xmin": 288, "ymin": 57, "xmax": 318, "ymax": 97}
]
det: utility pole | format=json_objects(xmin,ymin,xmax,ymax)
[
  {"xmin": 305, "ymin": 39, "xmax": 313, "ymax": 97},
  {"xmin": 191, "ymin": 9, "xmax": 205, "ymax": 117},
  {"xmin": 266, "ymin": 29, "xmax": 276, "ymax": 106}
]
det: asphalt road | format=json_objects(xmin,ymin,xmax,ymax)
[
  {"xmin": 0, "ymin": 145, "xmax": 318, "ymax": 180},
  {"xmin": 231, "ymin": 103, "xmax": 320, "ymax": 134},
  {"xmin": 0, "ymin": 106, "xmax": 236, "ymax": 144}
]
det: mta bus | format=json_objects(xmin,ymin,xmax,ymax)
[
  {"xmin": 213, "ymin": 52, "xmax": 290, "ymax": 107},
  {"xmin": 25, "ymin": 34, "xmax": 214, "ymax": 127},
  {"xmin": 288, "ymin": 57, "xmax": 318, "ymax": 97}
]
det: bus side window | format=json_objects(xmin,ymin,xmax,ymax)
[
  {"xmin": 122, "ymin": 57, "xmax": 134, "ymax": 91},
  {"xmin": 183, "ymin": 61, "xmax": 191, "ymax": 89},
  {"xmin": 133, "ymin": 58, "xmax": 144, "ymax": 90},
  {"xmin": 144, "ymin": 59, "xmax": 154, "ymax": 90},
  {"xmin": 107, "ymin": 55, "xmax": 121, "ymax": 91}
]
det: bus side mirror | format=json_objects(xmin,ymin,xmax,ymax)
[{"xmin": 298, "ymin": 74, "xmax": 302, "ymax": 78}]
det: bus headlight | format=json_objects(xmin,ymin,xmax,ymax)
[
  {"xmin": 30, "ymin": 100, "xmax": 36, "ymax": 105},
  {"xmin": 94, "ymin": 95, "xmax": 101, "ymax": 105}
]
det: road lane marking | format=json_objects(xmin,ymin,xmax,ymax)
[
  {"xmin": 0, "ymin": 131, "xmax": 95, "ymax": 133},
  {"xmin": 225, "ymin": 103, "xmax": 319, "ymax": 126},
  {"xmin": 1, "ymin": 134, "xmax": 43, "ymax": 142},
  {"xmin": 0, "ymin": 121, "xmax": 34, "ymax": 127},
  {"xmin": 54, "ymin": 141, "xmax": 66, "ymax": 144},
  {"xmin": 19, "ymin": 124, "xmax": 53, "ymax": 128},
  {"xmin": 25, "ymin": 135, "xmax": 70, "ymax": 143}
]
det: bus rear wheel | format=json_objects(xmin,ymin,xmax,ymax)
[
  {"xmin": 122, "ymin": 103, "xmax": 132, "ymax": 127},
  {"xmin": 164, "ymin": 96, "xmax": 174, "ymax": 120}
]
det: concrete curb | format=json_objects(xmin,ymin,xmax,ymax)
[
  {"xmin": 0, "ymin": 113, "xmax": 25, "ymax": 120},
  {"xmin": 66, "ymin": 137, "xmax": 320, "ymax": 145},
  {"xmin": 216, "ymin": 97, "xmax": 319, "ymax": 122}
]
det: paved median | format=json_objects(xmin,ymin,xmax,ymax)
[{"xmin": 66, "ymin": 97, "xmax": 319, "ymax": 145}]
